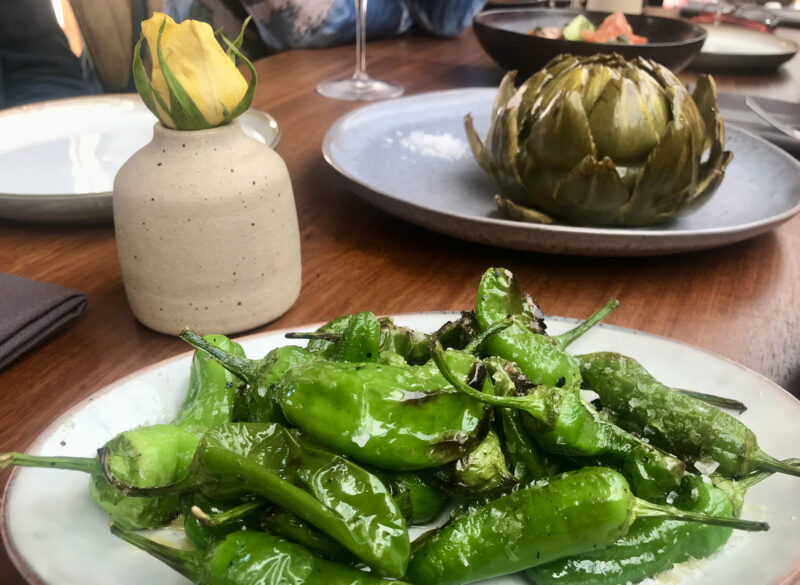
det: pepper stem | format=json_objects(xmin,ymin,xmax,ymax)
[
  {"xmin": 99, "ymin": 447, "xmax": 195, "ymax": 496},
  {"xmin": 0, "ymin": 452, "xmax": 101, "ymax": 475},
  {"xmin": 553, "ymin": 299, "xmax": 619, "ymax": 350},
  {"xmin": 110, "ymin": 523, "xmax": 204, "ymax": 580},
  {"xmin": 180, "ymin": 329, "xmax": 260, "ymax": 386},
  {"xmin": 464, "ymin": 317, "xmax": 514, "ymax": 354},
  {"xmin": 191, "ymin": 499, "xmax": 266, "ymax": 527},
  {"xmin": 284, "ymin": 331, "xmax": 343, "ymax": 342},
  {"xmin": 633, "ymin": 498, "xmax": 769, "ymax": 531},
  {"xmin": 750, "ymin": 451, "xmax": 800, "ymax": 478},
  {"xmin": 674, "ymin": 388, "xmax": 747, "ymax": 413},
  {"xmin": 429, "ymin": 339, "xmax": 556, "ymax": 427}
]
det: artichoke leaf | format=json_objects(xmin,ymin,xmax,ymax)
[
  {"xmin": 522, "ymin": 90, "xmax": 596, "ymax": 171},
  {"xmin": 587, "ymin": 77, "xmax": 663, "ymax": 163},
  {"xmin": 578, "ymin": 64, "xmax": 616, "ymax": 117},
  {"xmin": 552, "ymin": 155, "xmax": 631, "ymax": 225},
  {"xmin": 692, "ymin": 74, "xmax": 732, "ymax": 193},
  {"xmin": 492, "ymin": 71, "xmax": 518, "ymax": 118},
  {"xmin": 495, "ymin": 194, "xmax": 556, "ymax": 225},
  {"xmin": 488, "ymin": 107, "xmax": 528, "ymax": 202},
  {"xmin": 648, "ymin": 61, "xmax": 706, "ymax": 155},
  {"xmin": 626, "ymin": 122, "xmax": 697, "ymax": 223},
  {"xmin": 629, "ymin": 68, "xmax": 670, "ymax": 144},
  {"xmin": 464, "ymin": 114, "xmax": 492, "ymax": 174}
]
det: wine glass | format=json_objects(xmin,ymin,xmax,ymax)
[{"xmin": 316, "ymin": 0, "xmax": 404, "ymax": 101}]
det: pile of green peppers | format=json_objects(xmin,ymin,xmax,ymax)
[{"xmin": 3, "ymin": 267, "xmax": 796, "ymax": 585}]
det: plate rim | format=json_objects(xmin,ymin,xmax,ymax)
[
  {"xmin": 0, "ymin": 94, "xmax": 282, "ymax": 201},
  {"xmin": 321, "ymin": 87, "xmax": 800, "ymax": 250},
  {"xmin": 3, "ymin": 311, "xmax": 800, "ymax": 585}
]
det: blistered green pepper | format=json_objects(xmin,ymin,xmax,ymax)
[
  {"xmin": 406, "ymin": 467, "xmax": 768, "ymax": 585},
  {"xmin": 275, "ymin": 351, "xmax": 491, "ymax": 470},
  {"xmin": 102, "ymin": 422, "xmax": 409, "ymax": 578},
  {"xmin": 431, "ymin": 341, "xmax": 686, "ymax": 501},
  {"xmin": 112, "ymin": 525, "xmax": 413, "ymax": 585},
  {"xmin": 429, "ymin": 430, "xmax": 516, "ymax": 496},
  {"xmin": 369, "ymin": 469, "xmax": 447, "ymax": 525},
  {"xmin": 0, "ymin": 335, "xmax": 243, "ymax": 529},
  {"xmin": 528, "ymin": 467, "xmax": 779, "ymax": 585},
  {"xmin": 181, "ymin": 330, "xmax": 315, "ymax": 424},
  {"xmin": 580, "ymin": 352, "xmax": 800, "ymax": 479}
]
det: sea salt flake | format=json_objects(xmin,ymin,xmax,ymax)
[{"xmin": 399, "ymin": 131, "xmax": 470, "ymax": 161}]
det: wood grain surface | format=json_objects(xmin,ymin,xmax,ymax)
[{"xmin": 1, "ymin": 20, "xmax": 799, "ymax": 585}]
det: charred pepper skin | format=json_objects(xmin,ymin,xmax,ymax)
[
  {"xmin": 275, "ymin": 351, "xmax": 491, "ymax": 470},
  {"xmin": 579, "ymin": 352, "xmax": 800, "ymax": 479},
  {"xmin": 475, "ymin": 267, "xmax": 582, "ymax": 389}
]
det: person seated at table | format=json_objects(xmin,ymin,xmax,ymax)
[
  {"xmin": 0, "ymin": 0, "xmax": 100, "ymax": 109},
  {"xmin": 164, "ymin": 0, "xmax": 488, "ymax": 53}
]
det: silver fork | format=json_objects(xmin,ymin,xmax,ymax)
[{"xmin": 745, "ymin": 97, "xmax": 800, "ymax": 142}]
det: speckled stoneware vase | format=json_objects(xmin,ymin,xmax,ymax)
[{"xmin": 113, "ymin": 120, "xmax": 301, "ymax": 335}]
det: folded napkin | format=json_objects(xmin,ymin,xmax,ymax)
[
  {"xmin": 718, "ymin": 93, "xmax": 800, "ymax": 160},
  {"xmin": 0, "ymin": 273, "xmax": 87, "ymax": 370}
]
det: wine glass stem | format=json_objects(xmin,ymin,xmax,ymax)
[{"xmin": 353, "ymin": 0, "xmax": 369, "ymax": 82}]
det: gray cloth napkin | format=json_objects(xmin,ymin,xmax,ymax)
[
  {"xmin": 0, "ymin": 273, "xmax": 87, "ymax": 370},
  {"xmin": 718, "ymin": 93, "xmax": 800, "ymax": 160}
]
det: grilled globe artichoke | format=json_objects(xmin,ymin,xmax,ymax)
[{"xmin": 465, "ymin": 54, "xmax": 732, "ymax": 226}]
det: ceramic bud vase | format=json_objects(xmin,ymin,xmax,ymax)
[{"xmin": 113, "ymin": 120, "xmax": 301, "ymax": 335}]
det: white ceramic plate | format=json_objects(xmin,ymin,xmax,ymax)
[
  {"xmin": 3, "ymin": 313, "xmax": 800, "ymax": 585},
  {"xmin": 322, "ymin": 88, "xmax": 800, "ymax": 256},
  {"xmin": 691, "ymin": 25, "xmax": 799, "ymax": 71},
  {"xmin": 0, "ymin": 95, "xmax": 281, "ymax": 224}
]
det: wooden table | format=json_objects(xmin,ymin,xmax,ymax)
[{"xmin": 1, "ymin": 21, "xmax": 799, "ymax": 585}]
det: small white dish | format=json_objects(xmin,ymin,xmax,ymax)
[
  {"xmin": 0, "ymin": 95, "xmax": 281, "ymax": 224},
  {"xmin": 2, "ymin": 313, "xmax": 800, "ymax": 585}
]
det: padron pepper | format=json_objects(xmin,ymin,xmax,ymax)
[
  {"xmin": 0, "ymin": 335, "xmax": 243, "ymax": 529},
  {"xmin": 579, "ymin": 352, "xmax": 800, "ymax": 479},
  {"xmin": 112, "ymin": 524, "xmax": 413, "ymax": 585},
  {"xmin": 181, "ymin": 330, "xmax": 314, "ymax": 425},
  {"xmin": 486, "ymin": 357, "xmax": 551, "ymax": 482},
  {"xmin": 369, "ymin": 468, "xmax": 447, "ymax": 525},
  {"xmin": 430, "ymin": 340, "xmax": 686, "ymax": 501},
  {"xmin": 101, "ymin": 422, "xmax": 409, "ymax": 578},
  {"xmin": 273, "ymin": 350, "xmax": 492, "ymax": 470},
  {"xmin": 406, "ymin": 467, "xmax": 768, "ymax": 585},
  {"xmin": 528, "ymin": 466, "xmax": 783, "ymax": 585},
  {"xmin": 428, "ymin": 429, "xmax": 517, "ymax": 496},
  {"xmin": 475, "ymin": 268, "xmax": 618, "ymax": 389}
]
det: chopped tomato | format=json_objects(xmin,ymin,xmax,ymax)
[{"xmin": 582, "ymin": 12, "xmax": 648, "ymax": 44}]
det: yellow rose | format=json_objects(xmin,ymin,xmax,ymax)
[{"xmin": 134, "ymin": 13, "xmax": 255, "ymax": 130}]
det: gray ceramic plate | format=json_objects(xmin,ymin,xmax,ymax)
[
  {"xmin": 0, "ymin": 95, "xmax": 280, "ymax": 225},
  {"xmin": 322, "ymin": 88, "xmax": 800, "ymax": 256}
]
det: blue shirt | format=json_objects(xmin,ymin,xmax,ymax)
[{"xmin": 165, "ymin": 0, "xmax": 487, "ymax": 52}]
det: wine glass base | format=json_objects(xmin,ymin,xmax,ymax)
[{"xmin": 317, "ymin": 77, "xmax": 404, "ymax": 101}]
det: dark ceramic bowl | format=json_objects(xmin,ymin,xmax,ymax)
[{"xmin": 474, "ymin": 8, "xmax": 708, "ymax": 76}]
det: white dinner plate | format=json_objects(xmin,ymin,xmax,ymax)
[
  {"xmin": 691, "ymin": 25, "xmax": 799, "ymax": 71},
  {"xmin": 0, "ymin": 95, "xmax": 281, "ymax": 224},
  {"xmin": 3, "ymin": 313, "xmax": 800, "ymax": 585},
  {"xmin": 322, "ymin": 88, "xmax": 800, "ymax": 256}
]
